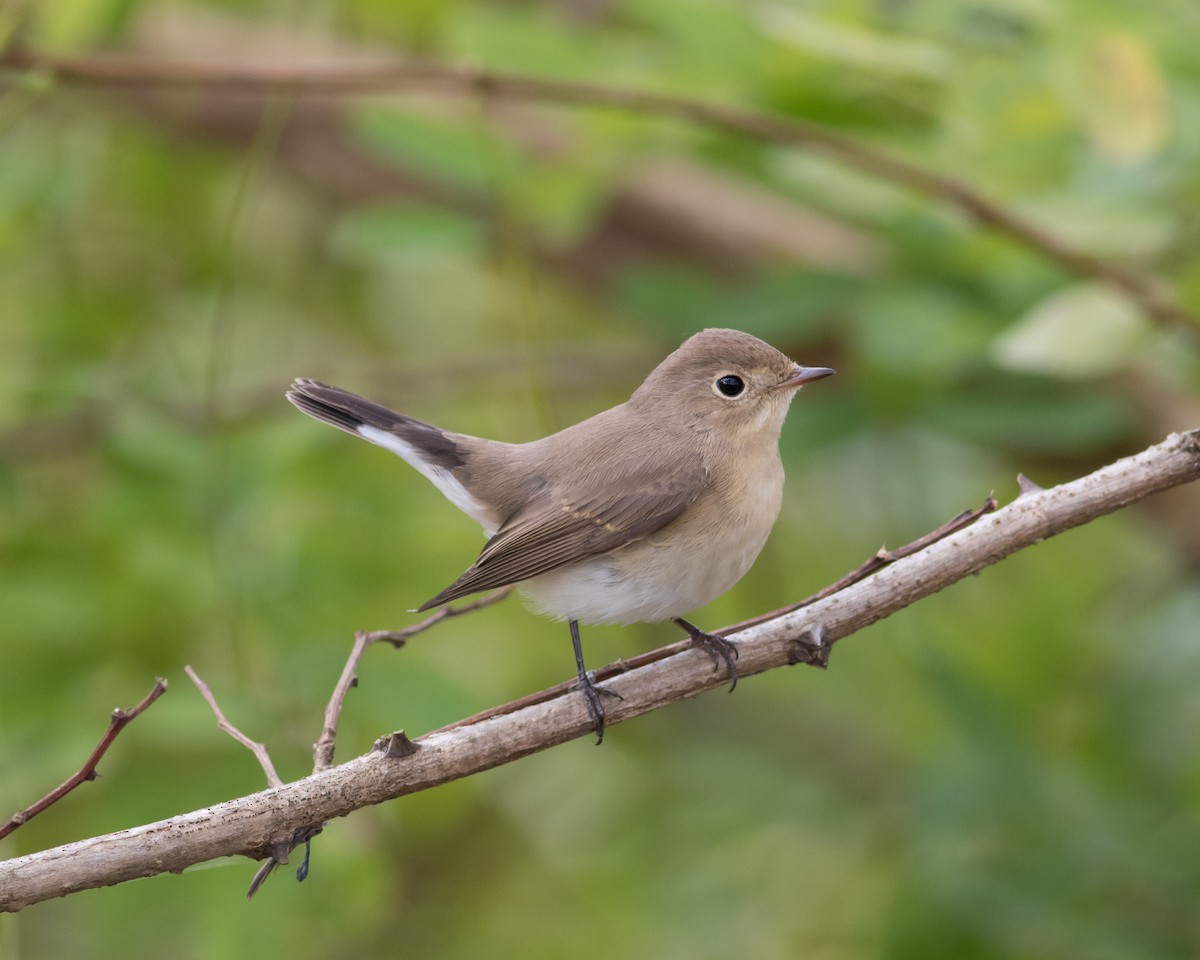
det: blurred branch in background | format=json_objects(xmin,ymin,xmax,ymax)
[
  {"xmin": 0, "ymin": 43, "xmax": 1194, "ymax": 333},
  {"xmin": 2, "ymin": 429, "xmax": 1197, "ymax": 913},
  {"xmin": 1, "ymin": 37, "xmax": 882, "ymax": 289}
]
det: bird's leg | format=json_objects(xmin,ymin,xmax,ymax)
[
  {"xmin": 570, "ymin": 619, "xmax": 623, "ymax": 745},
  {"xmin": 673, "ymin": 618, "xmax": 739, "ymax": 691}
]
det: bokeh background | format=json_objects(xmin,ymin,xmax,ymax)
[{"xmin": 3, "ymin": 1, "xmax": 1200, "ymax": 957}]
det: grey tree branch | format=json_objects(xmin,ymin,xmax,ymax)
[
  {"xmin": 0, "ymin": 44, "xmax": 1194, "ymax": 332},
  {"xmin": 1, "ymin": 430, "xmax": 1197, "ymax": 912}
]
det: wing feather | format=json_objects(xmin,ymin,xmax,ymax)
[{"xmin": 417, "ymin": 465, "xmax": 707, "ymax": 610}]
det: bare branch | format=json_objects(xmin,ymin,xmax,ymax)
[
  {"xmin": 1, "ymin": 430, "xmax": 1197, "ymax": 910},
  {"xmin": 183, "ymin": 585, "xmax": 513, "ymax": 897},
  {"xmin": 185, "ymin": 666, "xmax": 282, "ymax": 789},
  {"xmin": 726, "ymin": 495, "xmax": 1000, "ymax": 634},
  {"xmin": 0, "ymin": 44, "xmax": 1193, "ymax": 332},
  {"xmin": 253, "ymin": 588, "xmax": 516, "ymax": 894},
  {"xmin": 358, "ymin": 586, "xmax": 517, "ymax": 650},
  {"xmin": 312, "ymin": 632, "xmax": 373, "ymax": 776},
  {"xmin": 313, "ymin": 588, "xmax": 513, "ymax": 772},
  {"xmin": 0, "ymin": 679, "xmax": 168, "ymax": 841}
]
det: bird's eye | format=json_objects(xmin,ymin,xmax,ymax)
[{"xmin": 714, "ymin": 375, "xmax": 745, "ymax": 398}]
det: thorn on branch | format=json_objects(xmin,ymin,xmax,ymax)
[
  {"xmin": 788, "ymin": 624, "xmax": 831, "ymax": 668},
  {"xmin": 374, "ymin": 731, "xmax": 420, "ymax": 759},
  {"xmin": 1018, "ymin": 473, "xmax": 1045, "ymax": 496}
]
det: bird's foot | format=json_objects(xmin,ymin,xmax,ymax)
[
  {"xmin": 674, "ymin": 618, "xmax": 739, "ymax": 691},
  {"xmin": 574, "ymin": 671, "xmax": 624, "ymax": 745}
]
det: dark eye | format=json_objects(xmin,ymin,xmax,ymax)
[{"xmin": 714, "ymin": 375, "xmax": 745, "ymax": 398}]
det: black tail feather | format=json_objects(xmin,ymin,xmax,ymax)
[
  {"xmin": 287, "ymin": 378, "xmax": 465, "ymax": 472},
  {"xmin": 286, "ymin": 378, "xmax": 407, "ymax": 436}
]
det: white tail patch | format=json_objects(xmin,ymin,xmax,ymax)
[{"xmin": 357, "ymin": 425, "xmax": 497, "ymax": 534}]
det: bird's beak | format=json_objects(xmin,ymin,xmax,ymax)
[{"xmin": 780, "ymin": 365, "xmax": 836, "ymax": 390}]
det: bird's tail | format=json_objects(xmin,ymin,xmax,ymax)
[
  {"xmin": 286, "ymin": 379, "xmax": 473, "ymax": 509},
  {"xmin": 286, "ymin": 378, "xmax": 412, "ymax": 436}
]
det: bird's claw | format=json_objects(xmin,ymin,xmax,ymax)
[
  {"xmin": 675, "ymin": 618, "xmax": 740, "ymax": 691},
  {"xmin": 575, "ymin": 671, "xmax": 624, "ymax": 745}
]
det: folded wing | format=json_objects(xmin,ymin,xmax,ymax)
[{"xmin": 418, "ymin": 463, "xmax": 707, "ymax": 610}]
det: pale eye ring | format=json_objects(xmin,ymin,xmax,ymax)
[{"xmin": 713, "ymin": 374, "xmax": 745, "ymax": 398}]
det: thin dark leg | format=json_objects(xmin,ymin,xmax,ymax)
[
  {"xmin": 674, "ymin": 618, "xmax": 739, "ymax": 691},
  {"xmin": 570, "ymin": 619, "xmax": 622, "ymax": 745}
]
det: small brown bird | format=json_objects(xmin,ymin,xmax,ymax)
[{"xmin": 288, "ymin": 329, "xmax": 833, "ymax": 741}]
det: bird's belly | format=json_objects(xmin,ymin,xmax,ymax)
[{"xmin": 520, "ymin": 501, "xmax": 776, "ymax": 625}]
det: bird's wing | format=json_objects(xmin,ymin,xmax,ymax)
[{"xmin": 417, "ymin": 462, "xmax": 708, "ymax": 610}]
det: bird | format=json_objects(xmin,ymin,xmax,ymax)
[{"xmin": 287, "ymin": 328, "xmax": 834, "ymax": 742}]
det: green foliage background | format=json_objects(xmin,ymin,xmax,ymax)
[{"xmin": 3, "ymin": 1, "xmax": 1200, "ymax": 957}]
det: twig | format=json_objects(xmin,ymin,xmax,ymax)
[
  {"xmin": 185, "ymin": 662, "xmax": 304, "ymax": 896},
  {"xmin": 181, "ymin": 669, "xmax": 298, "ymax": 899},
  {"xmin": 313, "ymin": 587, "xmax": 514, "ymax": 772},
  {"xmin": 1, "ymin": 430, "xmax": 1197, "ymax": 911},
  {"xmin": 725, "ymin": 496, "xmax": 1001, "ymax": 634},
  {"xmin": 360, "ymin": 586, "xmax": 517, "ymax": 650},
  {"xmin": 185, "ymin": 666, "xmax": 282, "ymax": 788},
  {"xmin": 0, "ymin": 45, "xmax": 1193, "ymax": 332},
  {"xmin": 0, "ymin": 679, "xmax": 168, "ymax": 841},
  {"xmin": 312, "ymin": 632, "xmax": 374, "ymax": 776}
]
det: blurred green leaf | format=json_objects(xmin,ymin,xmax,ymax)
[
  {"xmin": 856, "ymin": 285, "xmax": 992, "ymax": 379},
  {"xmin": 994, "ymin": 282, "xmax": 1150, "ymax": 378},
  {"xmin": 331, "ymin": 203, "xmax": 485, "ymax": 260},
  {"xmin": 758, "ymin": 6, "xmax": 953, "ymax": 81},
  {"xmin": 616, "ymin": 264, "xmax": 851, "ymax": 341},
  {"xmin": 352, "ymin": 106, "xmax": 512, "ymax": 192},
  {"xmin": 33, "ymin": 0, "xmax": 138, "ymax": 48},
  {"xmin": 926, "ymin": 375, "xmax": 1138, "ymax": 452},
  {"xmin": 1072, "ymin": 31, "xmax": 1167, "ymax": 166}
]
